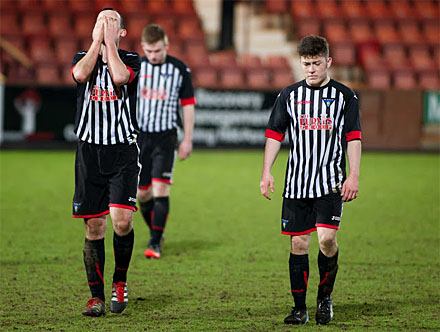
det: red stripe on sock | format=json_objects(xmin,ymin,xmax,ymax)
[
  {"xmin": 318, "ymin": 272, "xmax": 329, "ymax": 286},
  {"xmin": 95, "ymin": 262, "xmax": 104, "ymax": 283}
]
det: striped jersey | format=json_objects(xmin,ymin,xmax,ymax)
[
  {"xmin": 72, "ymin": 49, "xmax": 141, "ymax": 145},
  {"xmin": 266, "ymin": 79, "xmax": 362, "ymax": 199},
  {"xmin": 137, "ymin": 55, "xmax": 196, "ymax": 133}
]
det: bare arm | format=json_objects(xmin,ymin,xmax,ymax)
[
  {"xmin": 341, "ymin": 140, "xmax": 362, "ymax": 202},
  {"xmin": 72, "ymin": 19, "xmax": 103, "ymax": 83},
  {"xmin": 178, "ymin": 104, "xmax": 195, "ymax": 161},
  {"xmin": 103, "ymin": 16, "xmax": 130, "ymax": 86},
  {"xmin": 260, "ymin": 138, "xmax": 282, "ymax": 200}
]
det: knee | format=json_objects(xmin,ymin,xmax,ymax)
[
  {"xmin": 291, "ymin": 236, "xmax": 310, "ymax": 254},
  {"xmin": 138, "ymin": 187, "xmax": 153, "ymax": 202},
  {"xmin": 113, "ymin": 215, "xmax": 133, "ymax": 236},
  {"xmin": 318, "ymin": 234, "xmax": 337, "ymax": 253},
  {"xmin": 85, "ymin": 217, "xmax": 106, "ymax": 239}
]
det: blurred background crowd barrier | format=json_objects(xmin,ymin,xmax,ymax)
[{"xmin": 0, "ymin": 0, "xmax": 439, "ymax": 150}]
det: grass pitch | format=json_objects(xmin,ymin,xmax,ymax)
[{"xmin": 0, "ymin": 149, "xmax": 439, "ymax": 331}]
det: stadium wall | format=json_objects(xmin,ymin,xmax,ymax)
[{"xmin": 0, "ymin": 85, "xmax": 438, "ymax": 151}]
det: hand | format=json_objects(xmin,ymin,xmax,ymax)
[
  {"xmin": 341, "ymin": 175, "xmax": 359, "ymax": 202},
  {"xmin": 92, "ymin": 17, "xmax": 104, "ymax": 43},
  {"xmin": 260, "ymin": 172, "xmax": 275, "ymax": 200},
  {"xmin": 178, "ymin": 140, "xmax": 192, "ymax": 161},
  {"xmin": 103, "ymin": 15, "xmax": 120, "ymax": 47}
]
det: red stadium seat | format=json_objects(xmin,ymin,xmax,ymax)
[
  {"xmin": 316, "ymin": 0, "xmax": 341, "ymax": 20},
  {"xmin": 348, "ymin": 20, "xmax": 375, "ymax": 44},
  {"xmin": 146, "ymin": 0, "xmax": 171, "ymax": 15},
  {"xmin": 210, "ymin": 51, "xmax": 238, "ymax": 68},
  {"xmin": 265, "ymin": 0, "xmax": 287, "ymax": 14},
  {"xmin": 192, "ymin": 66, "xmax": 218, "ymax": 89},
  {"xmin": 171, "ymin": 0, "xmax": 196, "ymax": 15},
  {"xmin": 408, "ymin": 46, "xmax": 436, "ymax": 72},
  {"xmin": 291, "ymin": 0, "xmax": 316, "ymax": 20},
  {"xmin": 265, "ymin": 55, "xmax": 291, "ymax": 70},
  {"xmin": 324, "ymin": 21, "xmax": 349, "ymax": 43},
  {"xmin": 48, "ymin": 13, "xmax": 73, "ymax": 37},
  {"xmin": 422, "ymin": 21, "xmax": 440, "ymax": 47},
  {"xmin": 120, "ymin": 0, "xmax": 146, "ymax": 14},
  {"xmin": 16, "ymin": 0, "xmax": 40, "ymax": 11},
  {"xmin": 272, "ymin": 68, "xmax": 294, "ymax": 90},
  {"xmin": 295, "ymin": 19, "xmax": 320, "ymax": 39},
  {"xmin": 54, "ymin": 37, "xmax": 78, "ymax": 65},
  {"xmin": 330, "ymin": 41, "xmax": 356, "ymax": 66},
  {"xmin": 0, "ymin": 12, "xmax": 21, "ymax": 36},
  {"xmin": 341, "ymin": 0, "xmax": 365, "ymax": 20},
  {"xmin": 69, "ymin": 0, "xmax": 93, "ymax": 13},
  {"xmin": 219, "ymin": 67, "xmax": 245, "ymax": 89},
  {"xmin": 36, "ymin": 63, "xmax": 61, "ymax": 85},
  {"xmin": 61, "ymin": 64, "xmax": 76, "ymax": 86},
  {"xmin": 74, "ymin": 15, "xmax": 97, "ymax": 39},
  {"xmin": 374, "ymin": 21, "xmax": 400, "ymax": 44},
  {"xmin": 393, "ymin": 70, "xmax": 417, "ymax": 89},
  {"xmin": 414, "ymin": 1, "xmax": 440, "ymax": 20},
  {"xmin": 22, "ymin": 12, "xmax": 48, "ymax": 36},
  {"xmin": 365, "ymin": 1, "xmax": 392, "ymax": 20},
  {"xmin": 382, "ymin": 44, "xmax": 410, "ymax": 71},
  {"xmin": 152, "ymin": 15, "xmax": 177, "ymax": 40},
  {"xmin": 176, "ymin": 17, "xmax": 204, "ymax": 42},
  {"xmin": 238, "ymin": 54, "xmax": 263, "ymax": 69},
  {"xmin": 397, "ymin": 20, "xmax": 425, "ymax": 46},
  {"xmin": 0, "ymin": 0, "xmax": 16, "ymax": 11},
  {"xmin": 389, "ymin": 0, "xmax": 417, "ymax": 20},
  {"xmin": 95, "ymin": 0, "xmax": 120, "ymax": 12},
  {"xmin": 246, "ymin": 67, "xmax": 272, "ymax": 90},
  {"xmin": 28, "ymin": 37, "xmax": 55, "ymax": 64},
  {"xmin": 125, "ymin": 13, "xmax": 150, "ymax": 42},
  {"xmin": 419, "ymin": 71, "xmax": 440, "ymax": 90},
  {"xmin": 367, "ymin": 69, "xmax": 391, "ymax": 89}
]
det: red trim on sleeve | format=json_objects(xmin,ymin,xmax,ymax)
[
  {"xmin": 71, "ymin": 65, "xmax": 76, "ymax": 82},
  {"xmin": 126, "ymin": 66, "xmax": 135, "ymax": 83},
  {"xmin": 109, "ymin": 204, "xmax": 138, "ymax": 212},
  {"xmin": 181, "ymin": 97, "xmax": 196, "ymax": 106},
  {"xmin": 72, "ymin": 210, "xmax": 109, "ymax": 218},
  {"xmin": 346, "ymin": 131, "xmax": 362, "ymax": 142},
  {"xmin": 265, "ymin": 129, "xmax": 285, "ymax": 142},
  {"xmin": 138, "ymin": 183, "xmax": 152, "ymax": 190}
]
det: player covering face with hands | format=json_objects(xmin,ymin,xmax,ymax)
[{"xmin": 71, "ymin": 8, "xmax": 141, "ymax": 317}]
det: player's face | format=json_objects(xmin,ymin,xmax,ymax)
[
  {"xmin": 300, "ymin": 55, "xmax": 332, "ymax": 87},
  {"xmin": 142, "ymin": 40, "xmax": 168, "ymax": 65}
]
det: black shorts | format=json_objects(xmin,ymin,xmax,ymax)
[
  {"xmin": 281, "ymin": 193, "xmax": 343, "ymax": 235},
  {"xmin": 138, "ymin": 129, "xmax": 177, "ymax": 189},
  {"xmin": 72, "ymin": 141, "xmax": 140, "ymax": 218}
]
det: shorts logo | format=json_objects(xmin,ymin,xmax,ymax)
[
  {"xmin": 331, "ymin": 216, "xmax": 341, "ymax": 221},
  {"xmin": 282, "ymin": 219, "xmax": 288, "ymax": 229},
  {"xmin": 128, "ymin": 197, "xmax": 137, "ymax": 203},
  {"xmin": 162, "ymin": 172, "xmax": 172, "ymax": 177},
  {"xmin": 73, "ymin": 203, "xmax": 81, "ymax": 213}
]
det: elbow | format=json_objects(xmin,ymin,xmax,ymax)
[
  {"xmin": 112, "ymin": 76, "xmax": 129, "ymax": 86},
  {"xmin": 72, "ymin": 69, "xmax": 88, "ymax": 84}
]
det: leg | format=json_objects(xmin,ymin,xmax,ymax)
[
  {"xmin": 109, "ymin": 207, "xmax": 134, "ymax": 313},
  {"xmin": 82, "ymin": 217, "xmax": 107, "ymax": 317},
  {"xmin": 150, "ymin": 181, "xmax": 170, "ymax": 242},
  {"xmin": 138, "ymin": 185, "xmax": 154, "ymax": 231},
  {"xmin": 289, "ymin": 234, "xmax": 312, "ymax": 309},
  {"xmin": 316, "ymin": 227, "xmax": 339, "ymax": 298}
]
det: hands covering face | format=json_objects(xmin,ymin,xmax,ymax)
[{"xmin": 92, "ymin": 13, "xmax": 122, "ymax": 46}]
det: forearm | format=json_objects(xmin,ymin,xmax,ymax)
[
  {"xmin": 182, "ymin": 105, "xmax": 195, "ymax": 141},
  {"xmin": 72, "ymin": 40, "xmax": 101, "ymax": 83},
  {"xmin": 105, "ymin": 43, "xmax": 130, "ymax": 86},
  {"xmin": 262, "ymin": 138, "xmax": 282, "ymax": 175},
  {"xmin": 346, "ymin": 140, "xmax": 361, "ymax": 178}
]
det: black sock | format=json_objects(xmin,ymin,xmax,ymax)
[
  {"xmin": 83, "ymin": 238, "xmax": 105, "ymax": 301},
  {"xmin": 139, "ymin": 199, "xmax": 154, "ymax": 230},
  {"xmin": 113, "ymin": 229, "xmax": 134, "ymax": 284},
  {"xmin": 289, "ymin": 253, "xmax": 309, "ymax": 309},
  {"xmin": 150, "ymin": 197, "xmax": 169, "ymax": 245},
  {"xmin": 317, "ymin": 249, "xmax": 339, "ymax": 299}
]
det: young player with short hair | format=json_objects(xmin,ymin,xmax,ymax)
[
  {"xmin": 260, "ymin": 35, "xmax": 362, "ymax": 325},
  {"xmin": 136, "ymin": 24, "xmax": 195, "ymax": 259},
  {"xmin": 71, "ymin": 8, "xmax": 140, "ymax": 317}
]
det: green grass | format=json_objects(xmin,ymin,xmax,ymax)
[{"xmin": 0, "ymin": 149, "xmax": 439, "ymax": 331}]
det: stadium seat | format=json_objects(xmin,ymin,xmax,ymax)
[
  {"xmin": 177, "ymin": 17, "xmax": 204, "ymax": 42},
  {"xmin": 95, "ymin": 0, "xmax": 120, "ymax": 12},
  {"xmin": 74, "ymin": 15, "xmax": 97, "ymax": 38},
  {"xmin": 422, "ymin": 21, "xmax": 440, "ymax": 47},
  {"xmin": 238, "ymin": 54, "xmax": 263, "ymax": 69},
  {"xmin": 61, "ymin": 64, "xmax": 76, "ymax": 86},
  {"xmin": 330, "ymin": 41, "xmax": 356, "ymax": 66},
  {"xmin": 16, "ymin": 0, "xmax": 41, "ymax": 11},
  {"xmin": 414, "ymin": 1, "xmax": 440, "ymax": 20},
  {"xmin": 41, "ymin": 0, "xmax": 66, "ymax": 12},
  {"xmin": 382, "ymin": 44, "xmax": 410, "ymax": 71},
  {"xmin": 393, "ymin": 70, "xmax": 417, "ymax": 89},
  {"xmin": 419, "ymin": 71, "xmax": 440, "ymax": 90},
  {"xmin": 0, "ymin": 0, "xmax": 16, "ymax": 11},
  {"xmin": 365, "ymin": 1, "xmax": 392, "ymax": 20},
  {"xmin": 36, "ymin": 63, "xmax": 60, "ymax": 85},
  {"xmin": 348, "ymin": 20, "xmax": 375, "ymax": 44},
  {"xmin": 48, "ymin": 13, "xmax": 73, "ymax": 37},
  {"xmin": 367, "ymin": 69, "xmax": 391, "ymax": 89},
  {"xmin": 171, "ymin": 0, "xmax": 196, "ymax": 15},
  {"xmin": 295, "ymin": 19, "xmax": 320, "ymax": 39},
  {"xmin": 316, "ymin": 0, "xmax": 341, "ymax": 20},
  {"xmin": 69, "ymin": 0, "xmax": 93, "ymax": 13},
  {"xmin": 145, "ymin": 0, "xmax": 171, "ymax": 15},
  {"xmin": 398, "ymin": 20, "xmax": 425, "ymax": 46},
  {"xmin": 408, "ymin": 46, "xmax": 436, "ymax": 72},
  {"xmin": 341, "ymin": 0, "xmax": 364, "ymax": 20},
  {"xmin": 246, "ymin": 67, "xmax": 272, "ymax": 90},
  {"xmin": 152, "ymin": 15, "xmax": 178, "ymax": 40},
  {"xmin": 218, "ymin": 67, "xmax": 245, "ymax": 90},
  {"xmin": 324, "ymin": 21, "xmax": 349, "ymax": 43},
  {"xmin": 265, "ymin": 55, "xmax": 291, "ymax": 70},
  {"xmin": 271, "ymin": 68, "xmax": 294, "ymax": 90},
  {"xmin": 54, "ymin": 37, "xmax": 78, "ymax": 65},
  {"xmin": 22, "ymin": 12, "xmax": 49, "ymax": 36},
  {"xmin": 290, "ymin": 0, "xmax": 316, "ymax": 20},
  {"xmin": 265, "ymin": 0, "xmax": 288, "ymax": 14},
  {"xmin": 125, "ymin": 13, "xmax": 151, "ymax": 41},
  {"xmin": 28, "ymin": 37, "xmax": 55, "ymax": 64},
  {"xmin": 0, "ymin": 12, "xmax": 21, "ymax": 36},
  {"xmin": 192, "ymin": 66, "xmax": 218, "ymax": 89},
  {"xmin": 389, "ymin": 0, "xmax": 417, "ymax": 20},
  {"xmin": 210, "ymin": 51, "xmax": 238, "ymax": 68},
  {"xmin": 167, "ymin": 39, "xmax": 184, "ymax": 57},
  {"xmin": 120, "ymin": 0, "xmax": 145, "ymax": 14},
  {"xmin": 374, "ymin": 21, "xmax": 400, "ymax": 44}
]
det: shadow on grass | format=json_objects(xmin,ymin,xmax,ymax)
[{"xmin": 162, "ymin": 238, "xmax": 222, "ymax": 257}]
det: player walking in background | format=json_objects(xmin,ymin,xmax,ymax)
[
  {"xmin": 136, "ymin": 24, "xmax": 195, "ymax": 259},
  {"xmin": 71, "ymin": 8, "xmax": 140, "ymax": 317},
  {"xmin": 260, "ymin": 35, "xmax": 362, "ymax": 325}
]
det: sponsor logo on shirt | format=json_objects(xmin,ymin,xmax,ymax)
[
  {"xmin": 297, "ymin": 100, "xmax": 311, "ymax": 105},
  {"xmin": 90, "ymin": 85, "xmax": 118, "ymax": 101},
  {"xmin": 323, "ymin": 98, "xmax": 335, "ymax": 107},
  {"xmin": 141, "ymin": 88, "xmax": 167, "ymax": 100},
  {"xmin": 299, "ymin": 113, "xmax": 333, "ymax": 131}
]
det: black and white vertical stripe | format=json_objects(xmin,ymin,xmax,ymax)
[
  {"xmin": 137, "ymin": 60, "xmax": 183, "ymax": 132},
  {"xmin": 75, "ymin": 67, "xmax": 136, "ymax": 145},
  {"xmin": 284, "ymin": 84, "xmax": 345, "ymax": 199}
]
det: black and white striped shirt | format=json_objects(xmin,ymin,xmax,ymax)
[
  {"xmin": 266, "ymin": 79, "xmax": 362, "ymax": 199},
  {"xmin": 72, "ymin": 49, "xmax": 141, "ymax": 145},
  {"xmin": 137, "ymin": 55, "xmax": 195, "ymax": 133}
]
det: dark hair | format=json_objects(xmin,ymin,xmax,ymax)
[
  {"xmin": 100, "ymin": 7, "xmax": 125, "ymax": 29},
  {"xmin": 297, "ymin": 35, "xmax": 329, "ymax": 58},
  {"xmin": 142, "ymin": 24, "xmax": 168, "ymax": 44}
]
